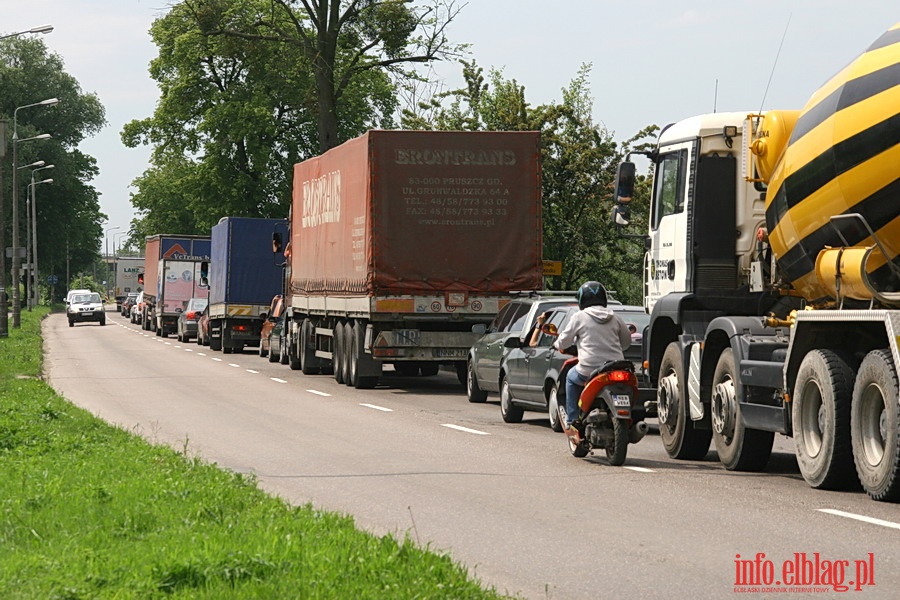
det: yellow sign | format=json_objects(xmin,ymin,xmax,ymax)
[{"xmin": 542, "ymin": 260, "xmax": 562, "ymax": 276}]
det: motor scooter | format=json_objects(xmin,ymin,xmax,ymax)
[{"xmin": 558, "ymin": 358, "xmax": 649, "ymax": 464}]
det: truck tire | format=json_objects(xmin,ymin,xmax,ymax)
[
  {"xmin": 851, "ymin": 349, "xmax": 900, "ymax": 502},
  {"xmin": 333, "ymin": 322, "xmax": 345, "ymax": 384},
  {"xmin": 658, "ymin": 342, "xmax": 711, "ymax": 460},
  {"xmin": 792, "ymin": 349, "xmax": 857, "ymax": 490},
  {"xmin": 500, "ymin": 378, "xmax": 524, "ymax": 423},
  {"xmin": 466, "ymin": 359, "xmax": 488, "ymax": 403},
  {"xmin": 299, "ymin": 319, "xmax": 315, "ymax": 373},
  {"xmin": 349, "ymin": 321, "xmax": 378, "ymax": 389},
  {"xmin": 711, "ymin": 348, "xmax": 773, "ymax": 471},
  {"xmin": 341, "ymin": 322, "xmax": 354, "ymax": 386}
]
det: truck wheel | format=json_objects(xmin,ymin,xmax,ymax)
[
  {"xmin": 347, "ymin": 321, "xmax": 360, "ymax": 386},
  {"xmin": 299, "ymin": 319, "xmax": 315, "ymax": 373},
  {"xmin": 793, "ymin": 349, "xmax": 857, "ymax": 490},
  {"xmin": 350, "ymin": 322, "xmax": 378, "ymax": 389},
  {"xmin": 156, "ymin": 325, "xmax": 162, "ymax": 337},
  {"xmin": 223, "ymin": 345, "xmax": 232, "ymax": 354},
  {"xmin": 280, "ymin": 336, "xmax": 290, "ymax": 365},
  {"xmin": 333, "ymin": 323, "xmax": 345, "ymax": 384},
  {"xmin": 851, "ymin": 349, "xmax": 900, "ymax": 502},
  {"xmin": 711, "ymin": 348, "xmax": 773, "ymax": 471},
  {"xmin": 466, "ymin": 359, "xmax": 488, "ymax": 403},
  {"xmin": 658, "ymin": 342, "xmax": 711, "ymax": 460},
  {"xmin": 342, "ymin": 322, "xmax": 354, "ymax": 386},
  {"xmin": 210, "ymin": 335, "xmax": 221, "ymax": 351},
  {"xmin": 500, "ymin": 378, "xmax": 524, "ymax": 423},
  {"xmin": 548, "ymin": 381, "xmax": 564, "ymax": 432}
]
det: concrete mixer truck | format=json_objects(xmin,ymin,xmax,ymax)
[{"xmin": 612, "ymin": 22, "xmax": 900, "ymax": 502}]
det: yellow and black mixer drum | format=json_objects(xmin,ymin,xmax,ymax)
[{"xmin": 763, "ymin": 22, "xmax": 900, "ymax": 303}]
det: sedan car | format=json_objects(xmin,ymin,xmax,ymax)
[
  {"xmin": 120, "ymin": 292, "xmax": 139, "ymax": 317},
  {"xmin": 130, "ymin": 291, "xmax": 145, "ymax": 325},
  {"xmin": 67, "ymin": 292, "xmax": 106, "ymax": 327},
  {"xmin": 176, "ymin": 297, "xmax": 209, "ymax": 343},
  {"xmin": 466, "ymin": 292, "xmax": 577, "ymax": 404},
  {"xmin": 196, "ymin": 304, "xmax": 211, "ymax": 346}
]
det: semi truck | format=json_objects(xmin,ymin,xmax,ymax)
[
  {"xmin": 141, "ymin": 235, "xmax": 211, "ymax": 338},
  {"xmin": 612, "ymin": 22, "xmax": 900, "ymax": 502},
  {"xmin": 205, "ymin": 217, "xmax": 286, "ymax": 354},
  {"xmin": 113, "ymin": 256, "xmax": 144, "ymax": 309},
  {"xmin": 278, "ymin": 129, "xmax": 543, "ymax": 389}
]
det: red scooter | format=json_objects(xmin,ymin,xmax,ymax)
[{"xmin": 558, "ymin": 358, "xmax": 648, "ymax": 464}]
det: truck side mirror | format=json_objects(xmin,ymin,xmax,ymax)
[
  {"xmin": 272, "ymin": 232, "xmax": 282, "ymax": 253},
  {"xmin": 614, "ymin": 161, "xmax": 636, "ymax": 204},
  {"xmin": 199, "ymin": 261, "xmax": 209, "ymax": 288}
]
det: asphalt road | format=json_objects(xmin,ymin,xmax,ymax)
[{"xmin": 44, "ymin": 310, "xmax": 900, "ymax": 599}]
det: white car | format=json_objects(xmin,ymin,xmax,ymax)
[
  {"xmin": 65, "ymin": 289, "xmax": 91, "ymax": 305},
  {"xmin": 67, "ymin": 292, "xmax": 106, "ymax": 327}
]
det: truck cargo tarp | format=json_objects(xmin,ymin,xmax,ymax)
[
  {"xmin": 291, "ymin": 130, "xmax": 543, "ymax": 296},
  {"xmin": 210, "ymin": 218, "xmax": 285, "ymax": 306}
]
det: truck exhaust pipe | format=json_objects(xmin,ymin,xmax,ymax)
[{"xmin": 629, "ymin": 420, "xmax": 649, "ymax": 444}]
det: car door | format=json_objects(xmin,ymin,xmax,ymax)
[
  {"xmin": 522, "ymin": 308, "xmax": 571, "ymax": 403},
  {"xmin": 474, "ymin": 301, "xmax": 529, "ymax": 392}
]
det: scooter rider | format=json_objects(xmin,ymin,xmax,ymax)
[{"xmin": 554, "ymin": 281, "xmax": 632, "ymax": 436}]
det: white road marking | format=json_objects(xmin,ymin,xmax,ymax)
[
  {"xmin": 442, "ymin": 424, "xmax": 489, "ymax": 436},
  {"xmin": 818, "ymin": 508, "xmax": 900, "ymax": 531},
  {"xmin": 164, "ymin": 342, "xmax": 172, "ymax": 346},
  {"xmin": 360, "ymin": 403, "xmax": 392, "ymax": 412},
  {"xmin": 246, "ymin": 369, "xmax": 259, "ymax": 374},
  {"xmin": 197, "ymin": 353, "xmax": 206, "ymax": 356},
  {"xmin": 624, "ymin": 466, "xmax": 655, "ymax": 473},
  {"xmin": 228, "ymin": 363, "xmax": 241, "ymax": 368},
  {"xmin": 184, "ymin": 348, "xmax": 193, "ymax": 352},
  {"xmin": 271, "ymin": 378, "xmax": 288, "ymax": 384},
  {"xmin": 306, "ymin": 389, "xmax": 331, "ymax": 397},
  {"xmin": 212, "ymin": 358, "xmax": 223, "ymax": 362}
]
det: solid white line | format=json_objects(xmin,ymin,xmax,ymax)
[
  {"xmin": 360, "ymin": 403, "xmax": 392, "ymax": 412},
  {"xmin": 442, "ymin": 424, "xmax": 489, "ymax": 436},
  {"xmin": 228, "ymin": 363, "xmax": 240, "ymax": 368},
  {"xmin": 212, "ymin": 358, "xmax": 223, "ymax": 362},
  {"xmin": 818, "ymin": 508, "xmax": 900, "ymax": 531},
  {"xmin": 306, "ymin": 389, "xmax": 331, "ymax": 397},
  {"xmin": 271, "ymin": 378, "xmax": 287, "ymax": 384},
  {"xmin": 624, "ymin": 466, "xmax": 655, "ymax": 473},
  {"xmin": 246, "ymin": 369, "xmax": 259, "ymax": 374}
]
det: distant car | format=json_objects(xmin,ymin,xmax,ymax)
[
  {"xmin": 466, "ymin": 293, "xmax": 578, "ymax": 404},
  {"xmin": 66, "ymin": 289, "xmax": 91, "ymax": 305},
  {"xmin": 176, "ymin": 297, "xmax": 209, "ymax": 343},
  {"xmin": 67, "ymin": 292, "xmax": 106, "ymax": 327},
  {"xmin": 130, "ymin": 291, "xmax": 145, "ymax": 325},
  {"xmin": 259, "ymin": 294, "xmax": 286, "ymax": 362},
  {"xmin": 196, "ymin": 304, "xmax": 211, "ymax": 347},
  {"xmin": 121, "ymin": 292, "xmax": 139, "ymax": 317}
]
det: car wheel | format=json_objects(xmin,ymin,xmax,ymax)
[
  {"xmin": 100, "ymin": 317, "xmax": 106, "ymax": 326},
  {"xmin": 466, "ymin": 359, "xmax": 488, "ymax": 403},
  {"xmin": 500, "ymin": 378, "xmax": 524, "ymax": 423},
  {"xmin": 268, "ymin": 337, "xmax": 279, "ymax": 362},
  {"xmin": 68, "ymin": 319, "xmax": 74, "ymax": 328},
  {"xmin": 548, "ymin": 380, "xmax": 564, "ymax": 432}
]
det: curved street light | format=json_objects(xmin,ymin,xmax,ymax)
[
  {"xmin": 105, "ymin": 227, "xmax": 120, "ymax": 301},
  {"xmin": 28, "ymin": 164, "xmax": 55, "ymax": 309},
  {"xmin": 10, "ymin": 98, "xmax": 59, "ymax": 327},
  {"xmin": 0, "ymin": 25, "xmax": 53, "ymax": 40}
]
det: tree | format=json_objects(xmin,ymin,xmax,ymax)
[
  {"xmin": 402, "ymin": 61, "xmax": 655, "ymax": 304},
  {"xmin": 191, "ymin": 0, "xmax": 466, "ymax": 152},
  {"xmin": 0, "ymin": 35, "xmax": 107, "ymax": 297},
  {"xmin": 123, "ymin": 0, "xmax": 401, "ymax": 238}
]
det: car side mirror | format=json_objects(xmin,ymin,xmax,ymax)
[
  {"xmin": 504, "ymin": 336, "xmax": 522, "ymax": 349},
  {"xmin": 472, "ymin": 323, "xmax": 486, "ymax": 335}
]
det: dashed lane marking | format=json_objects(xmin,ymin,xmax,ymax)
[
  {"xmin": 246, "ymin": 369, "xmax": 259, "ymax": 374},
  {"xmin": 442, "ymin": 424, "xmax": 489, "ymax": 436},
  {"xmin": 360, "ymin": 403, "xmax": 392, "ymax": 412},
  {"xmin": 271, "ymin": 378, "xmax": 288, "ymax": 384},
  {"xmin": 306, "ymin": 389, "xmax": 331, "ymax": 397},
  {"xmin": 818, "ymin": 509, "xmax": 900, "ymax": 531},
  {"xmin": 228, "ymin": 363, "xmax": 241, "ymax": 368},
  {"xmin": 212, "ymin": 358, "xmax": 223, "ymax": 362},
  {"xmin": 197, "ymin": 353, "xmax": 206, "ymax": 356},
  {"xmin": 624, "ymin": 466, "xmax": 655, "ymax": 473}
]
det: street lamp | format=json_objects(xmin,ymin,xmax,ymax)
[
  {"xmin": 11, "ymin": 97, "xmax": 58, "ymax": 327},
  {"xmin": 28, "ymin": 164, "xmax": 54, "ymax": 309},
  {"xmin": 105, "ymin": 226, "xmax": 120, "ymax": 300},
  {"xmin": 0, "ymin": 25, "xmax": 53, "ymax": 40}
]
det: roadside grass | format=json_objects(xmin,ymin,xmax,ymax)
[{"xmin": 0, "ymin": 308, "xmax": 510, "ymax": 599}]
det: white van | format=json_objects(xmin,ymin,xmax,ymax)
[{"xmin": 65, "ymin": 289, "xmax": 91, "ymax": 305}]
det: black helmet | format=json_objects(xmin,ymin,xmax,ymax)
[{"xmin": 577, "ymin": 281, "xmax": 607, "ymax": 310}]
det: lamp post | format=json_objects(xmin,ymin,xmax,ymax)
[
  {"xmin": 105, "ymin": 226, "xmax": 120, "ymax": 301},
  {"xmin": 27, "ymin": 165, "xmax": 54, "ymax": 309},
  {"xmin": 11, "ymin": 97, "xmax": 58, "ymax": 327},
  {"xmin": 13, "ymin": 158, "xmax": 46, "ymax": 317},
  {"xmin": 0, "ymin": 25, "xmax": 53, "ymax": 40}
]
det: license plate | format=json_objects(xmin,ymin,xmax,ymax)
[
  {"xmin": 433, "ymin": 348, "xmax": 467, "ymax": 358},
  {"xmin": 393, "ymin": 329, "xmax": 421, "ymax": 346},
  {"xmin": 612, "ymin": 394, "xmax": 632, "ymax": 407}
]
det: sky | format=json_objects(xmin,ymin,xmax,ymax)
[{"xmin": 6, "ymin": 0, "xmax": 900, "ymax": 252}]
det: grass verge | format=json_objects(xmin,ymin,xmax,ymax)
[{"xmin": 0, "ymin": 307, "xmax": 510, "ymax": 599}]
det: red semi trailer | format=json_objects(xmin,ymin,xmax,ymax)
[{"xmin": 280, "ymin": 129, "xmax": 543, "ymax": 388}]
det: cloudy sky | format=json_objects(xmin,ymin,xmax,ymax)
[{"xmin": 8, "ymin": 1, "xmax": 900, "ymax": 243}]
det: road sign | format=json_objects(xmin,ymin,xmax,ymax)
[
  {"xmin": 47, "ymin": 274, "xmax": 58, "ymax": 285},
  {"xmin": 542, "ymin": 260, "xmax": 562, "ymax": 276}
]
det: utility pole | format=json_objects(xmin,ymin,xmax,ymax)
[{"xmin": 0, "ymin": 119, "xmax": 8, "ymax": 337}]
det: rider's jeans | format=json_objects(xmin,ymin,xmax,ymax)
[{"xmin": 565, "ymin": 368, "xmax": 590, "ymax": 425}]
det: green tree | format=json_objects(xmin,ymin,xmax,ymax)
[
  {"xmin": 192, "ymin": 0, "xmax": 466, "ymax": 152},
  {"xmin": 402, "ymin": 61, "xmax": 655, "ymax": 304},
  {"xmin": 123, "ymin": 0, "xmax": 400, "ymax": 239},
  {"xmin": 0, "ymin": 35, "xmax": 107, "ymax": 299}
]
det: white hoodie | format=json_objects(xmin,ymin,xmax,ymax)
[{"xmin": 554, "ymin": 306, "xmax": 632, "ymax": 377}]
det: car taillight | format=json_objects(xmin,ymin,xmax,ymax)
[
  {"xmin": 232, "ymin": 324, "xmax": 249, "ymax": 332},
  {"xmin": 186, "ymin": 311, "xmax": 198, "ymax": 319}
]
